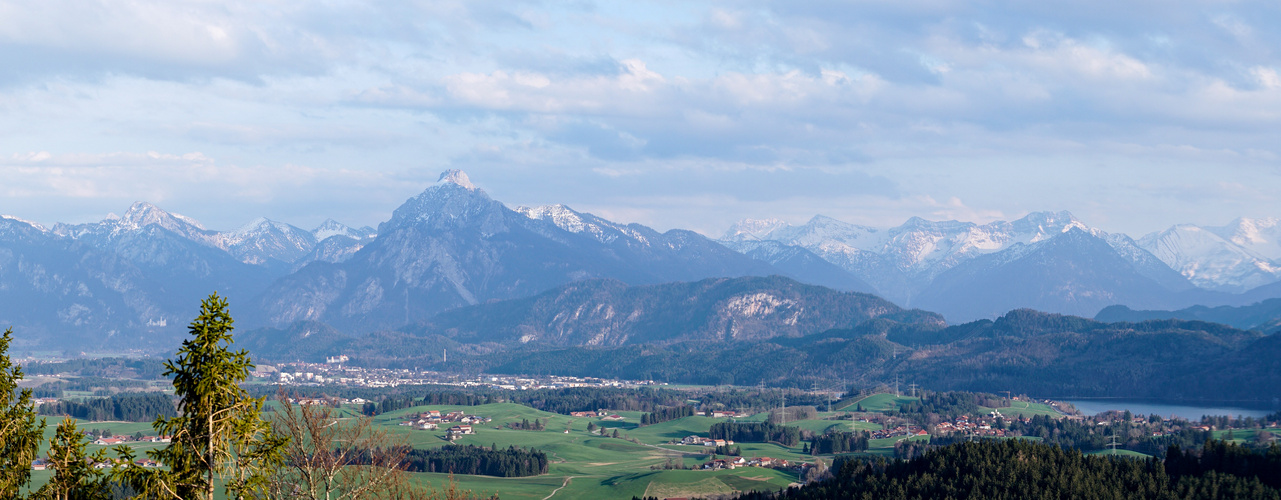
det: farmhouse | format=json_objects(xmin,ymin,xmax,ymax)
[{"xmin": 447, "ymin": 425, "xmax": 474, "ymax": 435}]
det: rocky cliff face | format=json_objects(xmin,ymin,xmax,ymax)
[{"xmin": 422, "ymin": 275, "xmax": 940, "ymax": 346}]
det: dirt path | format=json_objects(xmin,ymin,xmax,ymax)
[{"xmin": 542, "ymin": 476, "xmax": 574, "ymax": 500}]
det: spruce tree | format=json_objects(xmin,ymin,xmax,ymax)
[
  {"xmin": 38, "ymin": 417, "xmax": 111, "ymax": 500},
  {"xmin": 113, "ymin": 293, "xmax": 286, "ymax": 500},
  {"xmin": 0, "ymin": 327, "xmax": 45, "ymax": 496}
]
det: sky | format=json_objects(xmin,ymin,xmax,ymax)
[{"xmin": 0, "ymin": 0, "xmax": 1278, "ymax": 237}]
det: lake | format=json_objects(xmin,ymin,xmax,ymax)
[{"xmin": 1067, "ymin": 399, "xmax": 1276, "ymax": 420}]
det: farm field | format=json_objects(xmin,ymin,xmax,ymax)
[
  {"xmin": 372, "ymin": 403, "xmax": 805, "ymax": 498},
  {"xmin": 981, "ymin": 400, "xmax": 1063, "ymax": 418},
  {"xmin": 838, "ymin": 393, "xmax": 920, "ymax": 412},
  {"xmin": 18, "ymin": 393, "xmax": 1109, "ymax": 498}
]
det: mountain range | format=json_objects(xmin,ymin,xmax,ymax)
[{"xmin": 5, "ymin": 169, "xmax": 1281, "ymax": 351}]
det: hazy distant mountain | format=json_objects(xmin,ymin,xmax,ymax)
[
  {"xmin": 252, "ymin": 170, "xmax": 783, "ymax": 333},
  {"xmin": 721, "ymin": 211, "xmax": 1204, "ymax": 321},
  {"xmin": 914, "ymin": 228, "xmax": 1195, "ymax": 322},
  {"xmin": 224, "ymin": 218, "xmax": 317, "ymax": 270},
  {"xmin": 0, "ymin": 210, "xmax": 271, "ymax": 349},
  {"xmin": 312, "ymin": 219, "xmax": 377, "ymax": 241},
  {"xmin": 723, "ymin": 211, "xmax": 1104, "ymax": 304},
  {"xmin": 1138, "ymin": 218, "xmax": 1281, "ymax": 293},
  {"xmin": 9, "ymin": 170, "xmax": 1281, "ymax": 351},
  {"xmin": 721, "ymin": 240, "xmax": 876, "ymax": 294},
  {"xmin": 421, "ymin": 275, "xmax": 936, "ymax": 347},
  {"xmin": 1096, "ymin": 298, "xmax": 1281, "ymax": 332}
]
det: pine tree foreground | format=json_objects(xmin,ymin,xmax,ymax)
[{"xmin": 0, "ymin": 294, "xmax": 493, "ymax": 499}]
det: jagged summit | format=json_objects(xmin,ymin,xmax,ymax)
[
  {"xmin": 723, "ymin": 218, "xmax": 789, "ymax": 241},
  {"xmin": 0, "ymin": 214, "xmax": 47, "ymax": 231},
  {"xmin": 516, "ymin": 204, "xmax": 590, "ymax": 233},
  {"xmin": 312, "ymin": 218, "xmax": 375, "ymax": 241},
  {"xmin": 230, "ymin": 217, "xmax": 273, "ymax": 236},
  {"xmin": 382, "ymin": 170, "xmax": 502, "ymax": 232},
  {"xmin": 437, "ymin": 169, "xmax": 476, "ymax": 190},
  {"xmin": 118, "ymin": 201, "xmax": 207, "ymax": 231}
]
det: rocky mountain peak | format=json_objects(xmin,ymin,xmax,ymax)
[
  {"xmin": 382, "ymin": 170, "xmax": 505, "ymax": 233},
  {"xmin": 312, "ymin": 218, "xmax": 375, "ymax": 241},
  {"xmin": 438, "ymin": 169, "xmax": 476, "ymax": 190},
  {"xmin": 723, "ymin": 218, "xmax": 790, "ymax": 241},
  {"xmin": 229, "ymin": 217, "xmax": 273, "ymax": 236}
]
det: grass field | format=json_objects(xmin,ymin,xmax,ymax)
[
  {"xmin": 837, "ymin": 393, "xmax": 920, "ymax": 412},
  {"xmin": 372, "ymin": 403, "xmax": 800, "ymax": 498},
  {"xmin": 14, "ymin": 392, "xmax": 1090, "ymax": 498},
  {"xmin": 1086, "ymin": 449, "xmax": 1152, "ymax": 458},
  {"xmin": 1211, "ymin": 428, "xmax": 1281, "ymax": 444},
  {"xmin": 981, "ymin": 400, "xmax": 1062, "ymax": 418}
]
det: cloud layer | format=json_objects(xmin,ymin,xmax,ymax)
[{"xmin": 0, "ymin": 0, "xmax": 1277, "ymax": 235}]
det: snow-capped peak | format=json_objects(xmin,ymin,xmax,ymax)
[
  {"xmin": 311, "ymin": 218, "xmax": 373, "ymax": 241},
  {"xmin": 0, "ymin": 214, "xmax": 47, "ymax": 232},
  {"xmin": 117, "ymin": 202, "xmax": 207, "ymax": 232},
  {"xmin": 516, "ymin": 204, "xmax": 587, "ymax": 231},
  {"xmin": 230, "ymin": 217, "xmax": 273, "ymax": 236},
  {"xmin": 723, "ymin": 218, "xmax": 790, "ymax": 241},
  {"xmin": 437, "ymin": 169, "xmax": 476, "ymax": 190},
  {"xmin": 516, "ymin": 204, "xmax": 648, "ymax": 245},
  {"xmin": 1207, "ymin": 217, "xmax": 1281, "ymax": 260}
]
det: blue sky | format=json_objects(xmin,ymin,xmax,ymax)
[{"xmin": 0, "ymin": 1, "xmax": 1278, "ymax": 237}]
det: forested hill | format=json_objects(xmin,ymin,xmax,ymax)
[
  {"xmin": 244, "ymin": 306, "xmax": 1281, "ymax": 402},
  {"xmin": 725, "ymin": 439, "xmax": 1281, "ymax": 500},
  {"xmin": 418, "ymin": 275, "xmax": 944, "ymax": 346},
  {"xmin": 1097, "ymin": 298, "xmax": 1281, "ymax": 332},
  {"xmin": 462, "ymin": 310, "xmax": 1280, "ymax": 401}
]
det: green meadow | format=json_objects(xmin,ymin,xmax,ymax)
[
  {"xmin": 370, "ymin": 402, "xmax": 807, "ymax": 498},
  {"xmin": 979, "ymin": 400, "xmax": 1063, "ymax": 418}
]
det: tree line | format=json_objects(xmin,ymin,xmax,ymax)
[
  {"xmin": 807, "ymin": 430, "xmax": 870, "ymax": 455},
  {"xmin": 36, "ymin": 392, "xmax": 175, "ymax": 422},
  {"xmin": 640, "ymin": 405, "xmax": 695, "ymax": 425},
  {"xmin": 403, "ymin": 445, "xmax": 549, "ymax": 477},
  {"xmin": 709, "ymin": 421, "xmax": 805, "ymax": 447},
  {"xmin": 729, "ymin": 439, "xmax": 1281, "ymax": 500},
  {"xmin": 508, "ymin": 418, "xmax": 545, "ymax": 431}
]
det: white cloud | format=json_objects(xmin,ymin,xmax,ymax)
[{"xmin": 0, "ymin": 0, "xmax": 1279, "ymax": 237}]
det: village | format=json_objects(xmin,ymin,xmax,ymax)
[
  {"xmin": 398, "ymin": 408, "xmax": 492, "ymax": 439},
  {"xmin": 32, "ymin": 432, "xmax": 171, "ymax": 471},
  {"xmin": 263, "ymin": 361, "xmax": 660, "ymax": 391}
]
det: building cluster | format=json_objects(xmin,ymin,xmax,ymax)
[
  {"xmin": 702, "ymin": 456, "xmax": 790, "ymax": 471},
  {"xmin": 931, "ymin": 412, "xmax": 1020, "ymax": 438},
  {"xmin": 33, "ymin": 457, "xmax": 163, "ymax": 470},
  {"xmin": 90, "ymin": 434, "xmax": 172, "ymax": 446},
  {"xmin": 262, "ymin": 362, "xmax": 658, "ymax": 390},
  {"xmin": 871, "ymin": 423, "xmax": 929, "ymax": 440},
  {"xmin": 31, "ymin": 434, "xmax": 170, "ymax": 470},
  {"xmin": 398, "ymin": 409, "xmax": 491, "ymax": 436},
  {"xmin": 680, "ymin": 435, "xmax": 736, "ymax": 447}
]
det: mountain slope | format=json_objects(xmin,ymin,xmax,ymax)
[
  {"xmin": 421, "ymin": 275, "xmax": 937, "ymax": 346},
  {"xmin": 723, "ymin": 211, "xmax": 1123, "ymax": 304},
  {"xmin": 720, "ymin": 240, "xmax": 876, "ymax": 293},
  {"xmin": 914, "ymin": 228, "xmax": 1193, "ymax": 322},
  {"xmin": 1138, "ymin": 223, "xmax": 1281, "ymax": 293},
  {"xmin": 252, "ymin": 170, "xmax": 783, "ymax": 333},
  {"xmin": 1096, "ymin": 298, "xmax": 1281, "ymax": 332}
]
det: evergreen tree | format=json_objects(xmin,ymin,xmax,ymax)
[
  {"xmin": 113, "ymin": 293, "xmax": 287, "ymax": 500},
  {"xmin": 0, "ymin": 327, "xmax": 45, "ymax": 495},
  {"xmin": 37, "ymin": 418, "xmax": 111, "ymax": 500}
]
